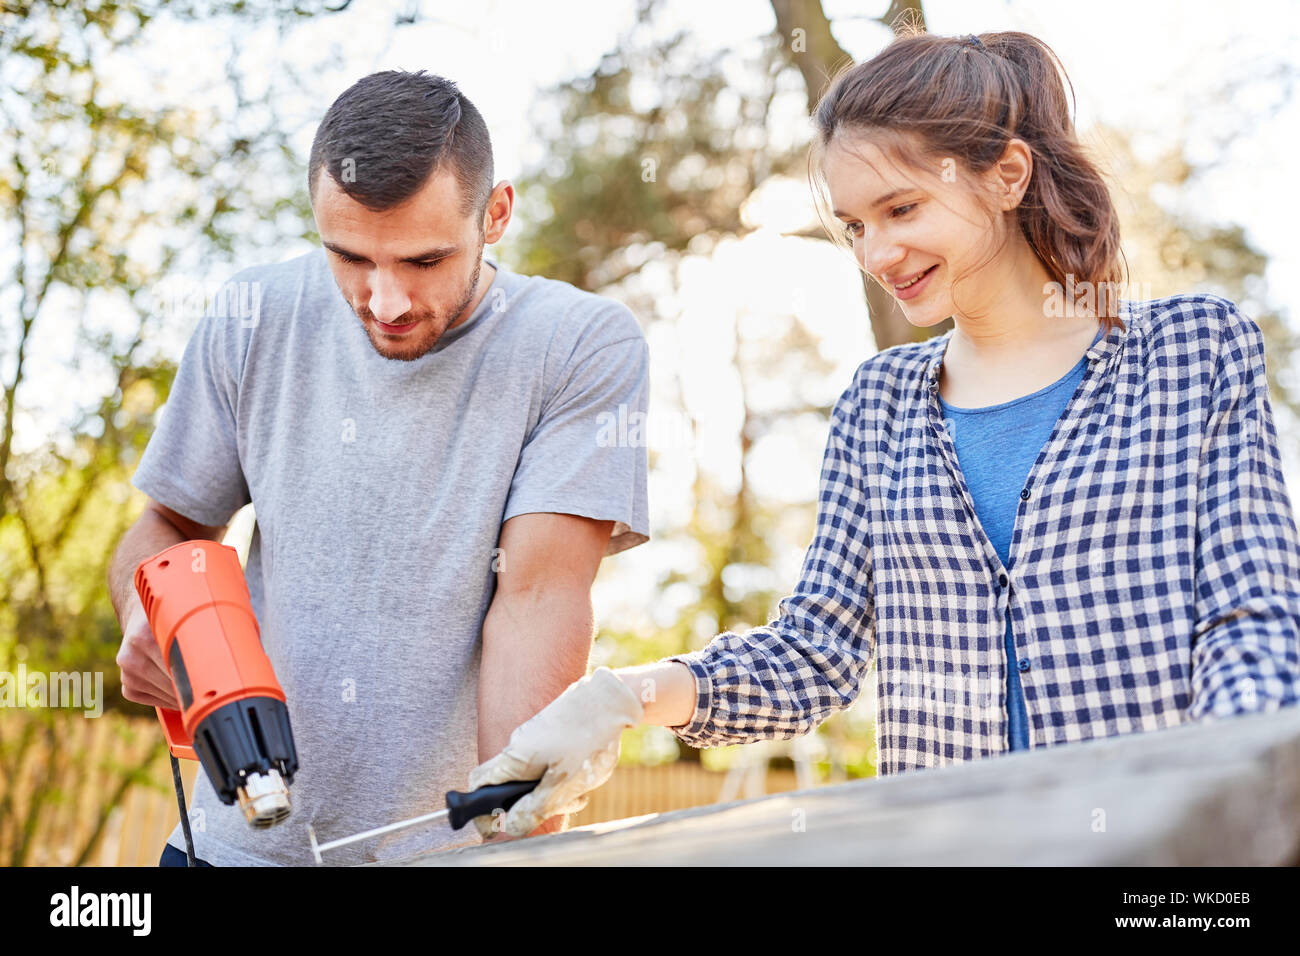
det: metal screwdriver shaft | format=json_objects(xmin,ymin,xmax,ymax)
[
  {"xmin": 307, "ymin": 778, "xmax": 541, "ymax": 864},
  {"xmin": 309, "ymin": 809, "xmax": 450, "ymax": 863}
]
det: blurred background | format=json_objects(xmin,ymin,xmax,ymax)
[{"xmin": 3, "ymin": 0, "xmax": 1298, "ymax": 864}]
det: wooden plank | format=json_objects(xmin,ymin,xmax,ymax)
[{"xmin": 395, "ymin": 708, "xmax": 1300, "ymax": 867}]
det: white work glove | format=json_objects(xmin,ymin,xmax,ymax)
[{"xmin": 468, "ymin": 667, "xmax": 644, "ymax": 840}]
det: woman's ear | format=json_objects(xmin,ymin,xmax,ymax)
[{"xmin": 989, "ymin": 138, "xmax": 1033, "ymax": 211}]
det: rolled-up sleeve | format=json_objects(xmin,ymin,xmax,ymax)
[
  {"xmin": 667, "ymin": 380, "xmax": 877, "ymax": 747},
  {"xmin": 1189, "ymin": 301, "xmax": 1300, "ymax": 720}
]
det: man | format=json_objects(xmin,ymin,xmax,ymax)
[{"xmin": 107, "ymin": 71, "xmax": 650, "ymax": 866}]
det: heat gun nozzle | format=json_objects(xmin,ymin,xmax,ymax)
[{"xmin": 238, "ymin": 769, "xmax": 292, "ymax": 829}]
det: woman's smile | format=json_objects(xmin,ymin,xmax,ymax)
[{"xmin": 893, "ymin": 264, "xmax": 940, "ymax": 299}]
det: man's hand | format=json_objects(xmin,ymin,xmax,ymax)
[
  {"xmin": 468, "ymin": 667, "xmax": 644, "ymax": 839},
  {"xmin": 115, "ymin": 593, "xmax": 180, "ymax": 711},
  {"xmin": 109, "ymin": 498, "xmax": 226, "ymax": 712}
]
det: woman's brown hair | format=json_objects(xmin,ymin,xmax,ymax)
[{"xmin": 810, "ymin": 29, "xmax": 1128, "ymax": 337}]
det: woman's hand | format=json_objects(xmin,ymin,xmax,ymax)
[{"xmin": 468, "ymin": 667, "xmax": 644, "ymax": 839}]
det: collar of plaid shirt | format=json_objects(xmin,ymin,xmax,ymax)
[{"xmin": 668, "ymin": 293, "xmax": 1300, "ymax": 774}]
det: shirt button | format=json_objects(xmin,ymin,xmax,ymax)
[
  {"xmin": 998, "ymin": 573, "xmax": 1008, "ymax": 587},
  {"xmin": 1020, "ymin": 488, "xmax": 1030, "ymax": 500},
  {"xmin": 1018, "ymin": 659, "xmax": 1030, "ymax": 673}
]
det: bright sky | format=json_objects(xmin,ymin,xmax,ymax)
[{"xmin": 15, "ymin": 0, "xmax": 1300, "ymax": 632}]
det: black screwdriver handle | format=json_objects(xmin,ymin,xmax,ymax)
[{"xmin": 445, "ymin": 779, "xmax": 542, "ymax": 830}]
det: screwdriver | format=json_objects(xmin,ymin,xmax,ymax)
[{"xmin": 307, "ymin": 779, "xmax": 540, "ymax": 863}]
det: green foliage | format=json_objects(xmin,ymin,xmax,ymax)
[
  {"xmin": 506, "ymin": 9, "xmax": 806, "ymax": 293},
  {"xmin": 1098, "ymin": 125, "xmax": 1300, "ymax": 420},
  {"xmin": 0, "ymin": 0, "xmax": 399, "ymax": 866},
  {"xmin": 0, "ymin": 0, "xmax": 347, "ymax": 716}
]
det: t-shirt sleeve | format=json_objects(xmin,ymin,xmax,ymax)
[
  {"xmin": 502, "ymin": 311, "xmax": 650, "ymax": 556},
  {"xmin": 131, "ymin": 289, "xmax": 251, "ymax": 528}
]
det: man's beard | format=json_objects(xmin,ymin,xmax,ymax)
[{"xmin": 357, "ymin": 248, "xmax": 483, "ymax": 362}]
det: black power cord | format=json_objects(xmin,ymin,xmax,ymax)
[{"xmin": 170, "ymin": 753, "xmax": 197, "ymax": 867}]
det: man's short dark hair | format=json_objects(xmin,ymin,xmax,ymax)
[{"xmin": 308, "ymin": 70, "xmax": 493, "ymax": 216}]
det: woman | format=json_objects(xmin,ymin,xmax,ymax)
[{"xmin": 468, "ymin": 30, "xmax": 1300, "ymax": 839}]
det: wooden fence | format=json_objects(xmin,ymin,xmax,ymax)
[
  {"xmin": 1, "ymin": 711, "xmax": 177, "ymax": 866},
  {"xmin": 0, "ymin": 711, "xmax": 802, "ymax": 866}
]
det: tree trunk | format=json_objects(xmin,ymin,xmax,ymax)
[{"xmin": 769, "ymin": 0, "xmax": 952, "ymax": 350}]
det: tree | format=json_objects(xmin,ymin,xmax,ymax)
[
  {"xmin": 0, "ymin": 0, "xmax": 408, "ymax": 866},
  {"xmin": 770, "ymin": 0, "xmax": 941, "ymax": 351},
  {"xmin": 506, "ymin": 1, "xmax": 870, "ymax": 767}
]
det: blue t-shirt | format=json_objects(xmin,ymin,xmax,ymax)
[{"xmin": 938, "ymin": 325, "xmax": 1105, "ymax": 750}]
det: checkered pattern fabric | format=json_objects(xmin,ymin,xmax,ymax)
[{"xmin": 668, "ymin": 294, "xmax": 1300, "ymax": 774}]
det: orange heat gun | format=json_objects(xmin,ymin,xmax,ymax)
[{"xmin": 134, "ymin": 540, "xmax": 299, "ymax": 841}]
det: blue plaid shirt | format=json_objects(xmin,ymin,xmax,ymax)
[{"xmin": 668, "ymin": 294, "xmax": 1300, "ymax": 774}]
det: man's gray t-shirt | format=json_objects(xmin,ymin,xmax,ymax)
[{"xmin": 132, "ymin": 249, "xmax": 649, "ymax": 865}]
